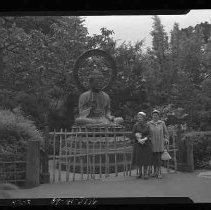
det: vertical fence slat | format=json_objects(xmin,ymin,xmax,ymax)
[
  {"xmin": 114, "ymin": 131, "xmax": 118, "ymax": 177},
  {"xmin": 52, "ymin": 130, "xmax": 56, "ymax": 183},
  {"xmin": 108, "ymin": 138, "xmax": 110, "ymax": 176},
  {"xmin": 90, "ymin": 131, "xmax": 94, "ymax": 179},
  {"xmin": 80, "ymin": 136, "xmax": 84, "ymax": 180},
  {"xmin": 86, "ymin": 128, "xmax": 90, "ymax": 180},
  {"xmin": 88, "ymin": 136, "xmax": 92, "ymax": 179},
  {"xmin": 108, "ymin": 128, "xmax": 110, "ymax": 177},
  {"xmin": 129, "ymin": 137, "xmax": 132, "ymax": 176},
  {"xmin": 99, "ymin": 128, "xmax": 102, "ymax": 179},
  {"xmin": 15, "ymin": 146, "xmax": 17, "ymax": 185},
  {"xmin": 73, "ymin": 132, "xmax": 78, "ymax": 181},
  {"xmin": 105, "ymin": 127, "xmax": 108, "ymax": 178},
  {"xmin": 125, "ymin": 137, "xmax": 128, "ymax": 176},
  {"xmin": 65, "ymin": 129, "xmax": 69, "ymax": 182},
  {"xmin": 92, "ymin": 136, "xmax": 96, "ymax": 179},
  {"xmin": 167, "ymin": 139, "xmax": 170, "ymax": 173},
  {"xmin": 58, "ymin": 129, "xmax": 62, "ymax": 182},
  {"xmin": 68, "ymin": 134, "xmax": 73, "ymax": 182},
  {"xmin": 173, "ymin": 134, "xmax": 177, "ymax": 172},
  {"xmin": 123, "ymin": 135, "xmax": 126, "ymax": 177},
  {"xmin": 89, "ymin": 154, "xmax": 92, "ymax": 179}
]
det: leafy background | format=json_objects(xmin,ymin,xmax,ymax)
[{"xmin": 0, "ymin": 16, "xmax": 211, "ymax": 170}]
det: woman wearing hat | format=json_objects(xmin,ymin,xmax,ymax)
[
  {"xmin": 132, "ymin": 111, "xmax": 152, "ymax": 179},
  {"xmin": 148, "ymin": 110, "xmax": 169, "ymax": 178}
]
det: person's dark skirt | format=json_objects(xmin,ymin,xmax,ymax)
[{"xmin": 132, "ymin": 142, "xmax": 152, "ymax": 167}]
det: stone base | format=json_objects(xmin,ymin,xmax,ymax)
[{"xmin": 71, "ymin": 125, "xmax": 125, "ymax": 133}]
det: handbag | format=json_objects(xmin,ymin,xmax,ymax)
[{"xmin": 161, "ymin": 148, "xmax": 171, "ymax": 161}]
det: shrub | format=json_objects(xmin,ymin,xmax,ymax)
[
  {"xmin": 182, "ymin": 131, "xmax": 211, "ymax": 169},
  {"xmin": 0, "ymin": 109, "xmax": 44, "ymax": 161}
]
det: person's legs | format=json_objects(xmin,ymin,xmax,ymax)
[
  {"xmin": 148, "ymin": 165, "xmax": 152, "ymax": 174},
  {"xmin": 148, "ymin": 165, "xmax": 151, "ymax": 177},
  {"xmin": 149, "ymin": 153, "xmax": 155, "ymax": 177},
  {"xmin": 139, "ymin": 166, "xmax": 143, "ymax": 177},
  {"xmin": 152, "ymin": 152, "xmax": 160, "ymax": 177},
  {"xmin": 143, "ymin": 165, "xmax": 149, "ymax": 179},
  {"xmin": 136, "ymin": 168, "xmax": 142, "ymax": 178},
  {"xmin": 150, "ymin": 152, "xmax": 154, "ymax": 176},
  {"xmin": 149, "ymin": 165, "xmax": 154, "ymax": 176},
  {"xmin": 156, "ymin": 152, "xmax": 163, "ymax": 178}
]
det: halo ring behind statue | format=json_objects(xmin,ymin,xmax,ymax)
[{"xmin": 73, "ymin": 49, "xmax": 117, "ymax": 91}]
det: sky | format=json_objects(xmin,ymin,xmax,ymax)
[{"xmin": 84, "ymin": 10, "xmax": 211, "ymax": 49}]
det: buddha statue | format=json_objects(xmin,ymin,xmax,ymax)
[{"xmin": 75, "ymin": 70, "xmax": 123, "ymax": 126}]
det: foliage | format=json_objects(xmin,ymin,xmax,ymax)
[
  {"xmin": 0, "ymin": 109, "xmax": 43, "ymax": 183},
  {"xmin": 0, "ymin": 16, "xmax": 88, "ymax": 129},
  {"xmin": 0, "ymin": 15, "xmax": 211, "ymax": 172},
  {"xmin": 0, "ymin": 108, "xmax": 42, "ymax": 141},
  {"xmin": 0, "ymin": 15, "xmax": 210, "ymax": 133},
  {"xmin": 182, "ymin": 131, "xmax": 211, "ymax": 169}
]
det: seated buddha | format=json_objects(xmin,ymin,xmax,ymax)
[{"xmin": 75, "ymin": 70, "xmax": 123, "ymax": 126}]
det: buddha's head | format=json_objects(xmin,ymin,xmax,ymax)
[{"xmin": 88, "ymin": 70, "xmax": 104, "ymax": 92}]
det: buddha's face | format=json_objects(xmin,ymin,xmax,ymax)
[{"xmin": 90, "ymin": 76, "xmax": 104, "ymax": 91}]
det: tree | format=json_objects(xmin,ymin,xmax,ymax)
[
  {"xmin": 0, "ymin": 16, "xmax": 89, "ymax": 129},
  {"xmin": 143, "ymin": 16, "xmax": 172, "ymax": 106}
]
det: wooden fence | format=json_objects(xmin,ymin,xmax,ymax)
[
  {"xmin": 0, "ymin": 144, "xmax": 26, "ymax": 185},
  {"xmin": 0, "ymin": 125, "xmax": 193, "ymax": 187},
  {"xmin": 48, "ymin": 126, "xmax": 180, "ymax": 182},
  {"xmin": 48, "ymin": 129, "xmax": 133, "ymax": 182}
]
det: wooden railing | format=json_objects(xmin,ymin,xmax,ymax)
[
  {"xmin": 0, "ymin": 144, "xmax": 26, "ymax": 185},
  {"xmin": 48, "ymin": 129, "xmax": 133, "ymax": 182},
  {"xmin": 0, "ymin": 125, "xmax": 185, "ymax": 187}
]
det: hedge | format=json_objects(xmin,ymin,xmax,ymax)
[
  {"xmin": 182, "ymin": 131, "xmax": 211, "ymax": 169},
  {"xmin": 0, "ymin": 109, "xmax": 44, "ymax": 183}
]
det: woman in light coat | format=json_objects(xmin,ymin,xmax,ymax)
[{"xmin": 148, "ymin": 110, "xmax": 169, "ymax": 178}]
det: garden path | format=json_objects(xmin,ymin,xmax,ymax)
[{"xmin": 5, "ymin": 168, "xmax": 211, "ymax": 203}]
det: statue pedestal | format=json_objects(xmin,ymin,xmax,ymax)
[{"xmin": 71, "ymin": 124, "xmax": 125, "ymax": 133}]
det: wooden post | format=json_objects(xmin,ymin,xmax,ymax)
[
  {"xmin": 80, "ymin": 135, "xmax": 84, "ymax": 180},
  {"xmin": 58, "ymin": 129, "xmax": 62, "ymax": 182},
  {"xmin": 105, "ymin": 127, "xmax": 109, "ymax": 178},
  {"xmin": 41, "ymin": 126, "xmax": 50, "ymax": 183},
  {"xmin": 86, "ymin": 128, "xmax": 90, "ymax": 180},
  {"xmin": 14, "ymin": 146, "xmax": 18, "ymax": 185},
  {"xmin": 177, "ymin": 124, "xmax": 184, "ymax": 170},
  {"xmin": 186, "ymin": 139, "xmax": 194, "ymax": 172},
  {"xmin": 107, "ymin": 136, "xmax": 110, "ymax": 177},
  {"xmin": 114, "ymin": 131, "xmax": 118, "ymax": 177},
  {"xmin": 73, "ymin": 132, "xmax": 78, "ymax": 181},
  {"xmin": 26, "ymin": 140, "xmax": 40, "ymax": 188},
  {"xmin": 167, "ymin": 142, "xmax": 170, "ymax": 173},
  {"xmin": 99, "ymin": 128, "xmax": 102, "ymax": 178},
  {"xmin": 173, "ymin": 135, "xmax": 177, "ymax": 172},
  {"xmin": 123, "ymin": 135, "xmax": 126, "ymax": 176},
  {"xmin": 67, "ymin": 133, "xmax": 73, "ymax": 182},
  {"xmin": 129, "ymin": 135, "xmax": 132, "ymax": 176},
  {"xmin": 52, "ymin": 130, "xmax": 56, "ymax": 183},
  {"xmin": 65, "ymin": 129, "xmax": 69, "ymax": 182},
  {"xmin": 92, "ymin": 140, "xmax": 96, "ymax": 179}
]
